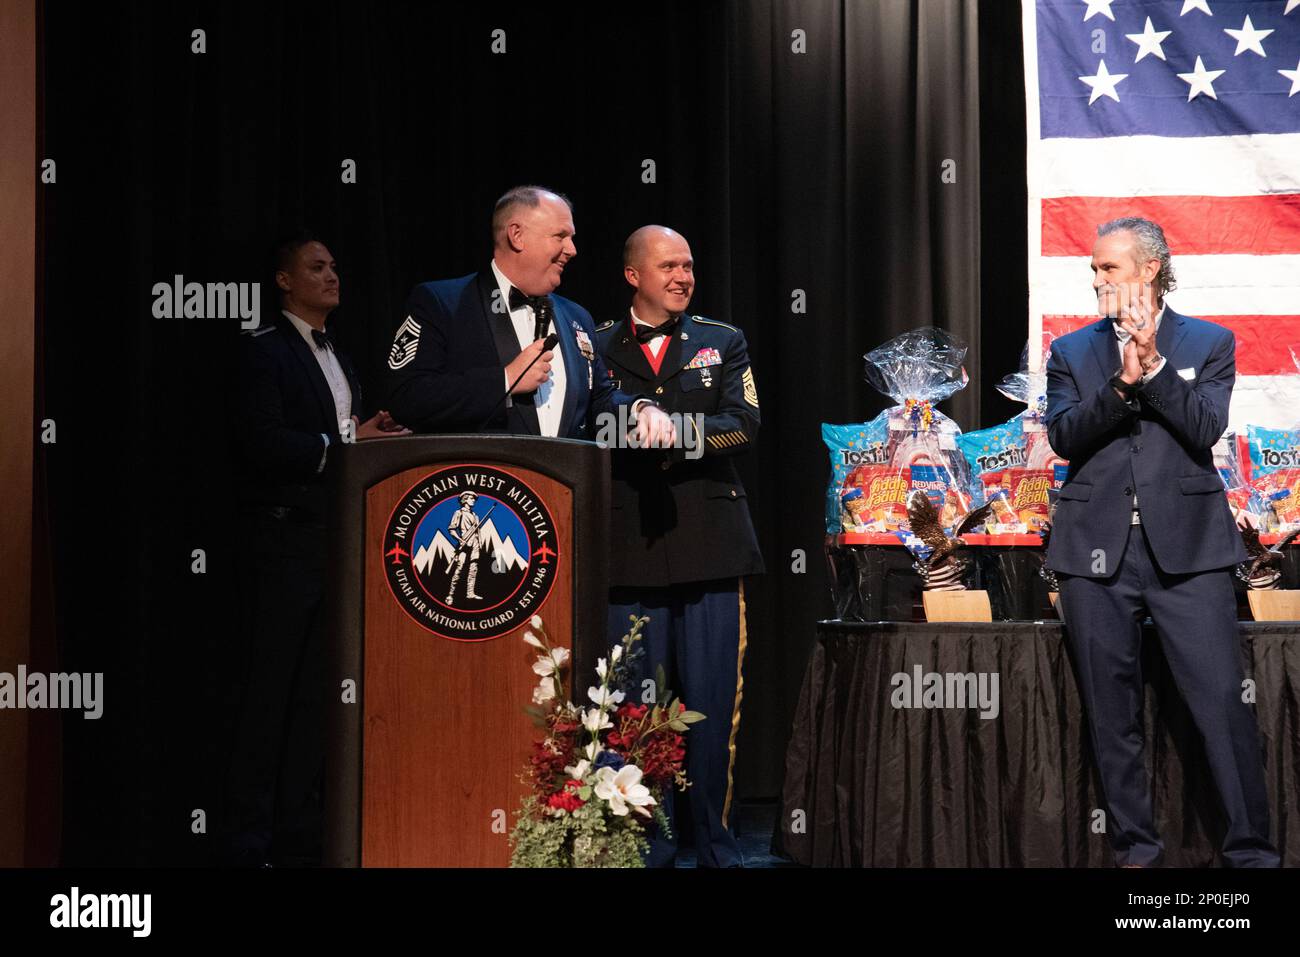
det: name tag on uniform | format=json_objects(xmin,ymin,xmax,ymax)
[{"xmin": 1178, "ymin": 367, "xmax": 1196, "ymax": 381}]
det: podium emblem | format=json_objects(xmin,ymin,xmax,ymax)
[{"xmin": 382, "ymin": 464, "xmax": 558, "ymax": 641}]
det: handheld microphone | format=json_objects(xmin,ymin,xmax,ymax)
[{"xmin": 478, "ymin": 333, "xmax": 559, "ymax": 430}]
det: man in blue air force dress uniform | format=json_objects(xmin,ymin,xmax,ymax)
[
  {"xmin": 1044, "ymin": 217, "xmax": 1278, "ymax": 868},
  {"xmin": 384, "ymin": 185, "xmax": 673, "ymax": 444},
  {"xmin": 597, "ymin": 226, "xmax": 764, "ymax": 867}
]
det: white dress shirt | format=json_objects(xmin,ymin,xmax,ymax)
[
  {"xmin": 631, "ymin": 308, "xmax": 671, "ymax": 358},
  {"xmin": 491, "ymin": 259, "xmax": 567, "ymax": 437},
  {"xmin": 1113, "ymin": 303, "xmax": 1165, "ymax": 520},
  {"xmin": 283, "ymin": 310, "xmax": 352, "ymax": 471}
]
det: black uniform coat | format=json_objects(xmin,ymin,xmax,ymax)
[
  {"xmin": 236, "ymin": 311, "xmax": 363, "ymax": 516},
  {"xmin": 596, "ymin": 312, "xmax": 765, "ymax": 588}
]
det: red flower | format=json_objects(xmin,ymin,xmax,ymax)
[
  {"xmin": 546, "ymin": 788, "xmax": 585, "ymax": 812},
  {"xmin": 617, "ymin": 703, "xmax": 649, "ymax": 721}
]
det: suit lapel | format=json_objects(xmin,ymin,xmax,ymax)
[
  {"xmin": 1088, "ymin": 317, "xmax": 1119, "ymax": 381},
  {"xmin": 1156, "ymin": 305, "xmax": 1188, "ymax": 366},
  {"xmin": 551, "ymin": 300, "xmax": 585, "ymax": 438},
  {"xmin": 278, "ymin": 313, "xmax": 338, "ymax": 432},
  {"xmin": 605, "ymin": 313, "xmax": 656, "ymax": 383},
  {"xmin": 477, "ymin": 269, "xmax": 540, "ymax": 435}
]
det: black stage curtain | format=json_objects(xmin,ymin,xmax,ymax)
[
  {"xmin": 778, "ymin": 622, "xmax": 1300, "ymax": 867},
  {"xmin": 40, "ymin": 0, "xmax": 1021, "ymax": 863}
]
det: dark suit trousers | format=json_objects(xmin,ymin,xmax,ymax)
[
  {"xmin": 607, "ymin": 580, "xmax": 746, "ymax": 868},
  {"xmin": 222, "ymin": 509, "xmax": 327, "ymax": 865},
  {"xmin": 1058, "ymin": 523, "xmax": 1278, "ymax": 867}
]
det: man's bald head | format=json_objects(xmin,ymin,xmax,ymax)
[
  {"xmin": 623, "ymin": 225, "xmax": 685, "ymax": 269},
  {"xmin": 623, "ymin": 225, "xmax": 694, "ymax": 321}
]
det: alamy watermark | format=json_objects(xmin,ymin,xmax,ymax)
[
  {"xmin": 50, "ymin": 887, "xmax": 150, "ymax": 937},
  {"xmin": 890, "ymin": 665, "xmax": 1000, "ymax": 719},
  {"xmin": 593, "ymin": 408, "xmax": 704, "ymax": 460},
  {"xmin": 1, "ymin": 666, "xmax": 103, "ymax": 719},
  {"xmin": 151, "ymin": 274, "xmax": 259, "ymax": 329}
]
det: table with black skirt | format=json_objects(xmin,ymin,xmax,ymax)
[{"xmin": 775, "ymin": 619, "xmax": 1300, "ymax": 867}]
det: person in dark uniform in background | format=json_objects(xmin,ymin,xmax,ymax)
[
  {"xmin": 383, "ymin": 185, "xmax": 675, "ymax": 446},
  {"xmin": 224, "ymin": 231, "xmax": 407, "ymax": 866},
  {"xmin": 596, "ymin": 225, "xmax": 764, "ymax": 867}
]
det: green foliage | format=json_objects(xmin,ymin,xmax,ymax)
[{"xmin": 508, "ymin": 797, "xmax": 649, "ymax": 868}]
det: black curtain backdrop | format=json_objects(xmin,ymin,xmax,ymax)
[{"xmin": 40, "ymin": 0, "xmax": 1025, "ymax": 864}]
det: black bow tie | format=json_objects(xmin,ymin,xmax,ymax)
[
  {"xmin": 634, "ymin": 314, "xmax": 678, "ymax": 344},
  {"xmin": 311, "ymin": 328, "xmax": 334, "ymax": 352},
  {"xmin": 508, "ymin": 287, "xmax": 554, "ymax": 340}
]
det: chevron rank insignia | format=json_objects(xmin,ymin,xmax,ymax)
[
  {"xmin": 686, "ymin": 347, "xmax": 722, "ymax": 369},
  {"xmin": 387, "ymin": 316, "xmax": 422, "ymax": 370},
  {"xmin": 572, "ymin": 322, "xmax": 594, "ymax": 361},
  {"xmin": 742, "ymin": 367, "xmax": 759, "ymax": 407},
  {"xmin": 707, "ymin": 430, "xmax": 748, "ymax": 450}
]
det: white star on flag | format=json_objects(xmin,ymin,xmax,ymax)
[
  {"xmin": 1286, "ymin": 0, "xmax": 1299, "ymax": 16},
  {"xmin": 1125, "ymin": 17, "xmax": 1172, "ymax": 62},
  {"xmin": 1224, "ymin": 15, "xmax": 1273, "ymax": 57},
  {"xmin": 1081, "ymin": 0, "xmax": 1116, "ymax": 22},
  {"xmin": 1281, "ymin": 60, "xmax": 1300, "ymax": 97},
  {"xmin": 1078, "ymin": 59, "xmax": 1128, "ymax": 103},
  {"xmin": 1180, "ymin": 0, "xmax": 1212, "ymax": 15},
  {"xmin": 1177, "ymin": 55, "xmax": 1226, "ymax": 100}
]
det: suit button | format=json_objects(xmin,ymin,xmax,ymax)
[
  {"xmin": 1123, "ymin": 486, "xmax": 1133, "ymax": 496},
  {"xmin": 660, "ymin": 461, "xmax": 670, "ymax": 471},
  {"xmin": 730, "ymin": 490, "xmax": 737, "ymax": 498},
  {"xmin": 1131, "ymin": 444, "xmax": 1141, "ymax": 452},
  {"xmin": 655, "ymin": 386, "xmax": 664, "ymax": 394}
]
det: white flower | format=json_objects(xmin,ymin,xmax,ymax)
[
  {"xmin": 587, "ymin": 685, "xmax": 626, "ymax": 710},
  {"xmin": 531, "ymin": 615, "xmax": 544, "ymax": 630},
  {"xmin": 522, "ymin": 630, "xmax": 544, "ymax": 650},
  {"xmin": 564, "ymin": 759, "xmax": 591, "ymax": 780},
  {"xmin": 582, "ymin": 708, "xmax": 613, "ymax": 733},
  {"xmin": 532, "ymin": 676, "xmax": 556, "ymax": 705},
  {"xmin": 593, "ymin": 765, "xmax": 656, "ymax": 818},
  {"xmin": 595, "ymin": 657, "xmax": 608, "ymax": 681},
  {"xmin": 583, "ymin": 741, "xmax": 601, "ymax": 761},
  {"xmin": 532, "ymin": 646, "xmax": 570, "ymax": 678},
  {"xmin": 611, "ymin": 645, "xmax": 623, "ymax": 664}
]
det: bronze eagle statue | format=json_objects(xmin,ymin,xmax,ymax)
[
  {"xmin": 1235, "ymin": 521, "xmax": 1299, "ymax": 590},
  {"xmin": 906, "ymin": 490, "xmax": 994, "ymax": 590}
]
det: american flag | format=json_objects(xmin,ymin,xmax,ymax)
[{"xmin": 1023, "ymin": 0, "xmax": 1300, "ymax": 430}]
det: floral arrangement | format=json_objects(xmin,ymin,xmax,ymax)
[{"xmin": 508, "ymin": 614, "xmax": 703, "ymax": 868}]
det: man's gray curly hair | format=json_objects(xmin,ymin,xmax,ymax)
[{"xmin": 1097, "ymin": 216, "xmax": 1177, "ymax": 297}]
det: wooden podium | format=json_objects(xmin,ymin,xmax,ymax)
[{"xmin": 321, "ymin": 436, "xmax": 609, "ymax": 867}]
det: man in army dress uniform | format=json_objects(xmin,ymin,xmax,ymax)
[{"xmin": 595, "ymin": 225, "xmax": 764, "ymax": 867}]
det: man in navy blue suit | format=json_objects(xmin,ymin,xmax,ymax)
[
  {"xmin": 385, "ymin": 185, "xmax": 674, "ymax": 445},
  {"xmin": 226, "ymin": 233, "xmax": 408, "ymax": 867},
  {"xmin": 1045, "ymin": 216, "xmax": 1278, "ymax": 868}
]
